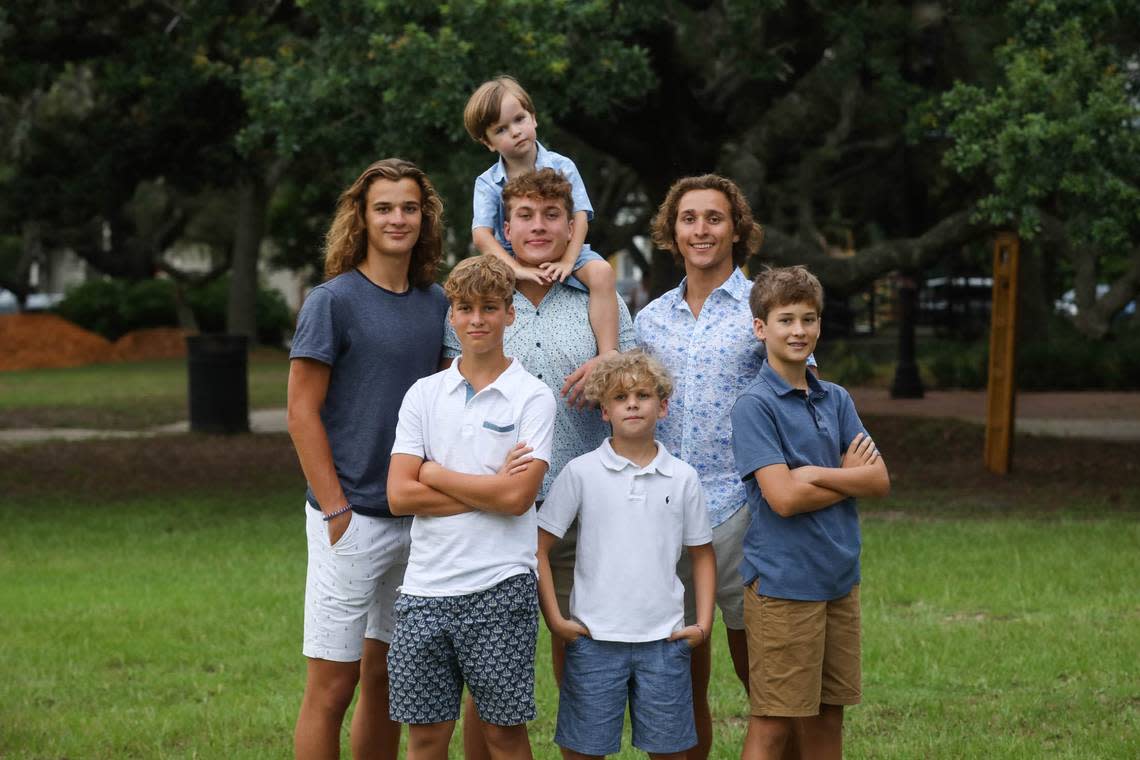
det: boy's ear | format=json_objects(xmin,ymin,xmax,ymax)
[
  {"xmin": 505, "ymin": 301, "xmax": 516, "ymax": 327},
  {"xmin": 752, "ymin": 316, "xmax": 767, "ymax": 342},
  {"xmin": 658, "ymin": 396, "xmax": 669, "ymax": 420}
]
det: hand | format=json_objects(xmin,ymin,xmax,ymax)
[
  {"xmin": 552, "ymin": 618, "xmax": 591, "ymax": 643},
  {"xmin": 498, "ymin": 442, "xmax": 534, "ymax": 476},
  {"xmin": 841, "ymin": 432, "xmax": 879, "ymax": 468},
  {"xmin": 560, "ymin": 350, "xmax": 618, "ymax": 409},
  {"xmin": 513, "ymin": 264, "xmax": 552, "ymax": 285},
  {"xmin": 538, "ymin": 260, "xmax": 574, "ymax": 283},
  {"xmin": 326, "ymin": 510, "xmax": 352, "ymax": 546},
  {"xmin": 668, "ymin": 624, "xmax": 705, "ymax": 649}
]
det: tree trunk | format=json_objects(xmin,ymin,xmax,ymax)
[{"xmin": 226, "ymin": 175, "xmax": 269, "ymax": 340}]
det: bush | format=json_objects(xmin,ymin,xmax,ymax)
[
  {"xmin": 922, "ymin": 341, "xmax": 988, "ymax": 389},
  {"xmin": 56, "ymin": 280, "xmax": 130, "ymax": 339},
  {"xmin": 56, "ymin": 276, "xmax": 293, "ymax": 346},
  {"xmin": 821, "ymin": 340, "xmax": 877, "ymax": 387}
]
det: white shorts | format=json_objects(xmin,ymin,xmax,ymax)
[
  {"xmin": 302, "ymin": 503, "xmax": 412, "ymax": 661},
  {"xmin": 677, "ymin": 504, "xmax": 749, "ymax": 630}
]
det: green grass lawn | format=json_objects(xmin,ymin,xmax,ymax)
[
  {"xmin": 2, "ymin": 486, "xmax": 1137, "ymax": 758},
  {"xmin": 0, "ymin": 351, "xmax": 290, "ymax": 430}
]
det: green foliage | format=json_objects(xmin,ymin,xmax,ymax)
[
  {"xmin": 821, "ymin": 340, "xmax": 878, "ymax": 387},
  {"xmin": 55, "ymin": 277, "xmax": 293, "ymax": 346},
  {"xmin": 923, "ymin": 340, "xmax": 989, "ymax": 389},
  {"xmin": 918, "ymin": 320, "xmax": 1140, "ymax": 390},
  {"xmin": 186, "ymin": 276, "xmax": 294, "ymax": 347},
  {"xmin": 938, "ymin": 2, "xmax": 1140, "ymax": 253},
  {"xmin": 55, "ymin": 279, "xmax": 130, "ymax": 339}
]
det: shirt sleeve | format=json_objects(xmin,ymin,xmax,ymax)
[
  {"xmin": 471, "ymin": 174, "xmax": 500, "ymax": 231},
  {"xmin": 536, "ymin": 463, "xmax": 581, "ymax": 538},
  {"xmin": 557, "ymin": 156, "xmax": 594, "ymax": 221},
  {"xmin": 681, "ymin": 468, "xmax": 713, "ymax": 546},
  {"xmin": 617, "ymin": 297, "xmax": 636, "ymax": 351},
  {"xmin": 289, "ymin": 286, "xmax": 337, "ymax": 365},
  {"xmin": 390, "ymin": 382, "xmax": 427, "ymax": 459},
  {"xmin": 519, "ymin": 384, "xmax": 557, "ymax": 466},
  {"xmin": 731, "ymin": 395, "xmax": 787, "ymax": 482},
  {"xmin": 834, "ymin": 385, "xmax": 868, "ymax": 450},
  {"xmin": 442, "ymin": 307, "xmax": 461, "ymax": 359}
]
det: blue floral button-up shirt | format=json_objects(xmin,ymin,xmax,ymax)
[{"xmin": 635, "ymin": 268, "xmax": 815, "ymax": 528}]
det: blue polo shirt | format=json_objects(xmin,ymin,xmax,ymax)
[{"xmin": 731, "ymin": 361, "xmax": 867, "ymax": 601}]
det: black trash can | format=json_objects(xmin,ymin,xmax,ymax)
[{"xmin": 186, "ymin": 334, "xmax": 250, "ymax": 434}]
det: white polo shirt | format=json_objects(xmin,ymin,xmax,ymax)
[
  {"xmin": 392, "ymin": 357, "xmax": 556, "ymax": 597},
  {"xmin": 538, "ymin": 439, "xmax": 712, "ymax": 642}
]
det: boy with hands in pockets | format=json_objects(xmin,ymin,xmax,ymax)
[{"xmin": 536, "ymin": 350, "xmax": 715, "ymax": 759}]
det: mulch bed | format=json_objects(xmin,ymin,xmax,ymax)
[{"xmin": 0, "ymin": 314, "xmax": 190, "ymax": 371}]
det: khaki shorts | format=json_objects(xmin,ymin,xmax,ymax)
[
  {"xmin": 743, "ymin": 583, "xmax": 861, "ymax": 717},
  {"xmin": 677, "ymin": 505, "xmax": 749, "ymax": 630}
]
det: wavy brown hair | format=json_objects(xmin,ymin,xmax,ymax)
[
  {"xmin": 323, "ymin": 158, "xmax": 444, "ymax": 287},
  {"xmin": 501, "ymin": 167, "xmax": 574, "ymax": 220},
  {"xmin": 649, "ymin": 174, "xmax": 764, "ymax": 268}
]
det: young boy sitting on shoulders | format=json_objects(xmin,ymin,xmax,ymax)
[
  {"xmin": 464, "ymin": 75, "xmax": 619, "ymax": 372},
  {"xmin": 537, "ymin": 349, "xmax": 716, "ymax": 760},
  {"xmin": 386, "ymin": 255, "xmax": 556, "ymax": 760},
  {"xmin": 731, "ymin": 266, "xmax": 890, "ymax": 760}
]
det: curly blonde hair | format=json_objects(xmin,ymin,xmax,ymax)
[
  {"xmin": 584, "ymin": 349, "xmax": 674, "ymax": 404},
  {"xmin": 323, "ymin": 158, "xmax": 444, "ymax": 287},
  {"xmin": 650, "ymin": 174, "xmax": 764, "ymax": 268},
  {"xmin": 444, "ymin": 255, "xmax": 516, "ymax": 306}
]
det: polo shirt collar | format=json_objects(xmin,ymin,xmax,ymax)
[
  {"xmin": 445, "ymin": 356, "xmax": 523, "ymax": 397},
  {"xmin": 759, "ymin": 359, "xmax": 827, "ymax": 400},
  {"xmin": 489, "ymin": 140, "xmax": 550, "ymax": 185},
  {"xmin": 599, "ymin": 438, "xmax": 675, "ymax": 476},
  {"xmin": 672, "ymin": 267, "xmax": 751, "ymax": 311}
]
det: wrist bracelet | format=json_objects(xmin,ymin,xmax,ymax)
[{"xmin": 322, "ymin": 504, "xmax": 353, "ymax": 522}]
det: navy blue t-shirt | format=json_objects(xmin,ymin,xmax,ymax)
[
  {"xmin": 290, "ymin": 269, "xmax": 448, "ymax": 517},
  {"xmin": 731, "ymin": 361, "xmax": 867, "ymax": 601}
]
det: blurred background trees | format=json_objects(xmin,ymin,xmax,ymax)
[{"xmin": 2, "ymin": 0, "xmax": 1137, "ymax": 346}]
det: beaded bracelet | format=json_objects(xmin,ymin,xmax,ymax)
[{"xmin": 322, "ymin": 504, "xmax": 354, "ymax": 522}]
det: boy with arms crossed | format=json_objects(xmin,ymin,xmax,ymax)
[
  {"xmin": 465, "ymin": 75, "xmax": 619, "ymax": 396},
  {"xmin": 731, "ymin": 267, "xmax": 889, "ymax": 760},
  {"xmin": 387, "ymin": 255, "xmax": 556, "ymax": 760},
  {"xmin": 537, "ymin": 350, "xmax": 716, "ymax": 759},
  {"xmin": 288, "ymin": 158, "xmax": 448, "ymax": 760}
]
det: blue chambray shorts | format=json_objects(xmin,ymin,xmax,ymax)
[
  {"xmin": 387, "ymin": 573, "xmax": 538, "ymax": 726},
  {"xmin": 555, "ymin": 636, "xmax": 697, "ymax": 755}
]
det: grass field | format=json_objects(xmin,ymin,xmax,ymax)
[
  {"xmin": 3, "ymin": 484, "xmax": 1137, "ymax": 758},
  {"xmin": 0, "ymin": 350, "xmax": 290, "ymax": 430},
  {"xmin": 2, "ymin": 361, "xmax": 1138, "ymax": 757}
]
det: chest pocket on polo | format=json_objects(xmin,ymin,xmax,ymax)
[{"xmin": 476, "ymin": 417, "xmax": 520, "ymax": 469}]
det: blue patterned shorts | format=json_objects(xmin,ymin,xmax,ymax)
[{"xmin": 387, "ymin": 573, "xmax": 538, "ymax": 726}]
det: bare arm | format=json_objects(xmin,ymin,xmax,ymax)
[
  {"xmin": 670, "ymin": 542, "xmax": 715, "ymax": 647},
  {"xmin": 754, "ymin": 463, "xmax": 848, "ymax": 518},
  {"xmin": 792, "ymin": 433, "xmax": 890, "ymax": 498},
  {"xmin": 419, "ymin": 457, "xmax": 548, "ymax": 516},
  {"xmin": 286, "ymin": 358, "xmax": 352, "ymax": 541},
  {"xmin": 537, "ymin": 528, "xmax": 589, "ymax": 641},
  {"xmin": 473, "ymin": 226, "xmax": 549, "ymax": 285},
  {"xmin": 387, "ymin": 454, "xmax": 474, "ymax": 517},
  {"xmin": 756, "ymin": 433, "xmax": 889, "ymax": 517}
]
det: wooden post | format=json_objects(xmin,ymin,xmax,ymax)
[{"xmin": 984, "ymin": 233, "xmax": 1020, "ymax": 474}]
